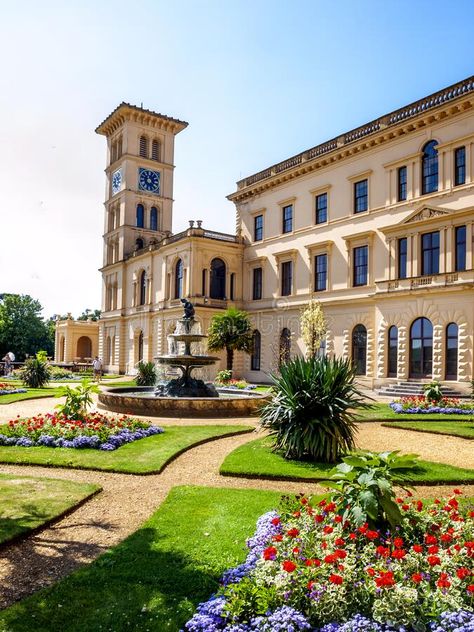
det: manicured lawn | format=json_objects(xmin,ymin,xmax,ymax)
[
  {"xmin": 382, "ymin": 420, "xmax": 474, "ymax": 439},
  {"xmin": 0, "ymin": 425, "xmax": 251, "ymax": 474},
  {"xmin": 356, "ymin": 402, "xmax": 474, "ymax": 422},
  {"xmin": 0, "ymin": 485, "xmax": 282, "ymax": 632},
  {"xmin": 100, "ymin": 380, "xmax": 138, "ymax": 388},
  {"xmin": 220, "ymin": 436, "xmax": 474, "ymax": 484},
  {"xmin": 0, "ymin": 387, "xmax": 62, "ymax": 405},
  {"xmin": 0, "ymin": 473, "xmax": 99, "ymax": 545}
]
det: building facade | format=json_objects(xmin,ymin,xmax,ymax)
[{"xmin": 95, "ymin": 77, "xmax": 474, "ymax": 389}]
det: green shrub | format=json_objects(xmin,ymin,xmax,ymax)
[
  {"xmin": 19, "ymin": 358, "xmax": 51, "ymax": 388},
  {"xmin": 50, "ymin": 366, "xmax": 75, "ymax": 380},
  {"xmin": 55, "ymin": 380, "xmax": 99, "ymax": 420},
  {"xmin": 259, "ymin": 356, "xmax": 370, "ymax": 463},
  {"xmin": 216, "ymin": 369, "xmax": 232, "ymax": 384},
  {"xmin": 423, "ymin": 380, "xmax": 443, "ymax": 403},
  {"xmin": 319, "ymin": 450, "xmax": 419, "ymax": 530},
  {"xmin": 135, "ymin": 361, "xmax": 156, "ymax": 386}
]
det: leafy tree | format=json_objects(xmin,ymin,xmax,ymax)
[
  {"xmin": 0, "ymin": 294, "xmax": 52, "ymax": 361},
  {"xmin": 207, "ymin": 308, "xmax": 253, "ymax": 371},
  {"xmin": 77, "ymin": 308, "xmax": 101, "ymax": 321},
  {"xmin": 301, "ymin": 300, "xmax": 327, "ymax": 358}
]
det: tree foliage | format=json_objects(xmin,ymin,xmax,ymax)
[
  {"xmin": 300, "ymin": 300, "xmax": 327, "ymax": 358},
  {"xmin": 207, "ymin": 308, "xmax": 253, "ymax": 370},
  {"xmin": 0, "ymin": 294, "xmax": 54, "ymax": 360},
  {"xmin": 77, "ymin": 308, "xmax": 101, "ymax": 322}
]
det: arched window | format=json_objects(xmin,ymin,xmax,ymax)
[
  {"xmin": 279, "ymin": 328, "xmax": 291, "ymax": 367},
  {"xmin": 174, "ymin": 259, "xmax": 183, "ymax": 299},
  {"xmin": 151, "ymin": 139, "xmax": 160, "ymax": 161},
  {"xmin": 139, "ymin": 136, "xmax": 148, "ymax": 158},
  {"xmin": 410, "ymin": 317, "xmax": 433, "ymax": 378},
  {"xmin": 387, "ymin": 325, "xmax": 398, "ymax": 377},
  {"xmin": 136, "ymin": 204, "xmax": 144, "ymax": 228},
  {"xmin": 150, "ymin": 207, "xmax": 158, "ymax": 231},
  {"xmin": 445, "ymin": 322, "xmax": 458, "ymax": 381},
  {"xmin": 76, "ymin": 336, "xmax": 92, "ymax": 359},
  {"xmin": 138, "ymin": 331, "xmax": 144, "ymax": 362},
  {"xmin": 352, "ymin": 324, "xmax": 367, "ymax": 375},
  {"xmin": 251, "ymin": 330, "xmax": 261, "ymax": 371},
  {"xmin": 210, "ymin": 258, "xmax": 226, "ymax": 299},
  {"xmin": 422, "ymin": 141, "xmax": 438, "ymax": 195},
  {"xmin": 139, "ymin": 270, "xmax": 146, "ymax": 305},
  {"xmin": 135, "ymin": 238, "xmax": 144, "ymax": 250}
]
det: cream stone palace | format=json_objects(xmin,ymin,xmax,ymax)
[{"xmin": 56, "ymin": 75, "xmax": 474, "ymax": 390}]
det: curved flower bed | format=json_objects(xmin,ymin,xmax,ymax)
[
  {"xmin": 185, "ymin": 493, "xmax": 474, "ymax": 631},
  {"xmin": 0, "ymin": 412, "xmax": 163, "ymax": 450},
  {"xmin": 390, "ymin": 397, "xmax": 474, "ymax": 415},
  {"xmin": 0, "ymin": 382, "xmax": 27, "ymax": 396}
]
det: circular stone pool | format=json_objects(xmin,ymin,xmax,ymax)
[{"xmin": 98, "ymin": 387, "xmax": 269, "ymax": 418}]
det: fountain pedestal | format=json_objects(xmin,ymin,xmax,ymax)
[{"xmin": 154, "ymin": 313, "xmax": 220, "ymax": 398}]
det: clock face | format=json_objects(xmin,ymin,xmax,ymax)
[
  {"xmin": 111, "ymin": 169, "xmax": 122, "ymax": 195},
  {"xmin": 138, "ymin": 168, "xmax": 160, "ymax": 194}
]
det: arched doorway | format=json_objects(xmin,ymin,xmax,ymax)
[
  {"xmin": 279, "ymin": 328, "xmax": 291, "ymax": 367},
  {"xmin": 445, "ymin": 323, "xmax": 458, "ymax": 381},
  {"xmin": 210, "ymin": 258, "xmax": 226, "ymax": 299},
  {"xmin": 76, "ymin": 336, "xmax": 92, "ymax": 359},
  {"xmin": 387, "ymin": 326, "xmax": 398, "ymax": 377},
  {"xmin": 352, "ymin": 325, "xmax": 367, "ymax": 375},
  {"xmin": 409, "ymin": 317, "xmax": 433, "ymax": 378}
]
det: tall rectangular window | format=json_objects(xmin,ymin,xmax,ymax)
[
  {"xmin": 398, "ymin": 237, "xmax": 407, "ymax": 279},
  {"xmin": 254, "ymin": 214, "xmax": 263, "ymax": 241},
  {"xmin": 252, "ymin": 267, "xmax": 263, "ymax": 300},
  {"xmin": 314, "ymin": 254, "xmax": 327, "ymax": 291},
  {"xmin": 354, "ymin": 179, "xmax": 368, "ymax": 213},
  {"xmin": 282, "ymin": 205, "xmax": 293, "ymax": 233},
  {"xmin": 397, "ymin": 166, "xmax": 407, "ymax": 202},
  {"xmin": 281, "ymin": 261, "xmax": 293, "ymax": 296},
  {"xmin": 455, "ymin": 225, "xmax": 466, "ymax": 272},
  {"xmin": 421, "ymin": 231, "xmax": 440, "ymax": 276},
  {"xmin": 353, "ymin": 246, "xmax": 368, "ymax": 286},
  {"xmin": 315, "ymin": 193, "xmax": 328, "ymax": 224},
  {"xmin": 454, "ymin": 147, "xmax": 466, "ymax": 186}
]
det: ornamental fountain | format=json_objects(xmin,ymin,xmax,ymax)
[{"xmin": 98, "ymin": 300, "xmax": 267, "ymax": 418}]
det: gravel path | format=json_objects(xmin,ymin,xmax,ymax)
[{"xmin": 0, "ymin": 397, "xmax": 473, "ymax": 609}]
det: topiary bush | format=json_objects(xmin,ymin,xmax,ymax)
[
  {"xmin": 259, "ymin": 356, "xmax": 370, "ymax": 463},
  {"xmin": 135, "ymin": 361, "xmax": 156, "ymax": 386},
  {"xmin": 19, "ymin": 358, "xmax": 51, "ymax": 388}
]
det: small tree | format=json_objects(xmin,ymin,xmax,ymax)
[
  {"xmin": 300, "ymin": 300, "xmax": 327, "ymax": 358},
  {"xmin": 207, "ymin": 308, "xmax": 253, "ymax": 371}
]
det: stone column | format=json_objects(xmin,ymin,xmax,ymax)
[
  {"xmin": 432, "ymin": 323, "xmax": 443, "ymax": 380},
  {"xmin": 439, "ymin": 228, "xmax": 446, "ymax": 274},
  {"xmin": 466, "ymin": 223, "xmax": 473, "ymax": 270},
  {"xmin": 397, "ymin": 325, "xmax": 408, "ymax": 380},
  {"xmin": 457, "ymin": 321, "xmax": 470, "ymax": 382},
  {"xmin": 366, "ymin": 327, "xmax": 375, "ymax": 378},
  {"xmin": 376, "ymin": 323, "xmax": 386, "ymax": 379}
]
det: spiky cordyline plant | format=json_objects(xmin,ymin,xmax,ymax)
[{"xmin": 259, "ymin": 356, "xmax": 371, "ymax": 463}]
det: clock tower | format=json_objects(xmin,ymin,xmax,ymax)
[{"xmin": 96, "ymin": 103, "xmax": 188, "ymax": 267}]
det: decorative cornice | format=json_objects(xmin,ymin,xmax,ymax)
[
  {"xmin": 228, "ymin": 75, "xmax": 474, "ymax": 203},
  {"xmin": 96, "ymin": 102, "xmax": 188, "ymax": 137}
]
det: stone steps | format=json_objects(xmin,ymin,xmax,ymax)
[{"xmin": 376, "ymin": 381, "xmax": 470, "ymax": 399}]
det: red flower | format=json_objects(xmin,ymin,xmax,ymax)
[
  {"xmin": 393, "ymin": 537, "xmax": 404, "ymax": 548},
  {"xmin": 453, "ymin": 488, "xmax": 462, "ymax": 495},
  {"xmin": 391, "ymin": 548, "xmax": 406, "ymax": 560},
  {"xmin": 428, "ymin": 545, "xmax": 439, "ymax": 554},
  {"xmin": 375, "ymin": 571, "xmax": 395, "ymax": 588},
  {"xmin": 271, "ymin": 517, "xmax": 281, "ymax": 526},
  {"xmin": 273, "ymin": 534, "xmax": 283, "ymax": 542},
  {"xmin": 425, "ymin": 534, "xmax": 438, "ymax": 545},
  {"xmin": 324, "ymin": 554, "xmax": 337, "ymax": 564},
  {"xmin": 335, "ymin": 549, "xmax": 347, "ymax": 559},
  {"xmin": 329, "ymin": 573, "xmax": 343, "ymax": 585},
  {"xmin": 366, "ymin": 530, "xmax": 379, "ymax": 540},
  {"xmin": 376, "ymin": 546, "xmax": 390, "ymax": 558},
  {"xmin": 334, "ymin": 515, "xmax": 342, "ymax": 523},
  {"xmin": 366, "ymin": 568, "xmax": 375, "ymax": 576},
  {"xmin": 457, "ymin": 567, "xmax": 471, "ymax": 580},
  {"xmin": 335, "ymin": 538, "xmax": 345, "ymax": 547},
  {"xmin": 412, "ymin": 544, "xmax": 423, "ymax": 553},
  {"xmin": 305, "ymin": 559, "xmax": 313, "ymax": 567},
  {"xmin": 441, "ymin": 534, "xmax": 453, "ymax": 543},
  {"xmin": 315, "ymin": 515, "xmax": 324, "ymax": 523},
  {"xmin": 263, "ymin": 546, "xmax": 277, "ymax": 561},
  {"xmin": 287, "ymin": 528, "xmax": 299, "ymax": 538},
  {"xmin": 307, "ymin": 580, "xmax": 316, "ymax": 590},
  {"xmin": 402, "ymin": 504, "xmax": 410, "ymax": 511},
  {"xmin": 325, "ymin": 502, "xmax": 337, "ymax": 513},
  {"xmin": 323, "ymin": 526, "xmax": 334, "ymax": 534},
  {"xmin": 282, "ymin": 560, "xmax": 296, "ymax": 573},
  {"xmin": 427, "ymin": 555, "xmax": 441, "ymax": 566},
  {"xmin": 292, "ymin": 547, "xmax": 300, "ymax": 555},
  {"xmin": 437, "ymin": 573, "xmax": 451, "ymax": 589},
  {"xmin": 468, "ymin": 585, "xmax": 474, "ymax": 594},
  {"xmin": 411, "ymin": 573, "xmax": 423, "ymax": 584}
]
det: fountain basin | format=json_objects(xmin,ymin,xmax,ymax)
[{"xmin": 98, "ymin": 386, "xmax": 269, "ymax": 418}]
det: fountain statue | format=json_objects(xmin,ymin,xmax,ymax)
[{"xmin": 154, "ymin": 299, "xmax": 220, "ymax": 397}]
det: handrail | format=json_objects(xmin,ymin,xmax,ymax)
[{"xmin": 236, "ymin": 76, "xmax": 474, "ymax": 189}]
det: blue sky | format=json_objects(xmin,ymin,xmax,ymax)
[{"xmin": 1, "ymin": 0, "xmax": 473, "ymax": 315}]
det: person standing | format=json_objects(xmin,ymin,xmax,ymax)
[
  {"xmin": 2, "ymin": 354, "xmax": 12, "ymax": 377},
  {"xmin": 92, "ymin": 356, "xmax": 103, "ymax": 382}
]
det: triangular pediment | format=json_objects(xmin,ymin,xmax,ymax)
[{"xmin": 401, "ymin": 204, "xmax": 452, "ymax": 225}]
